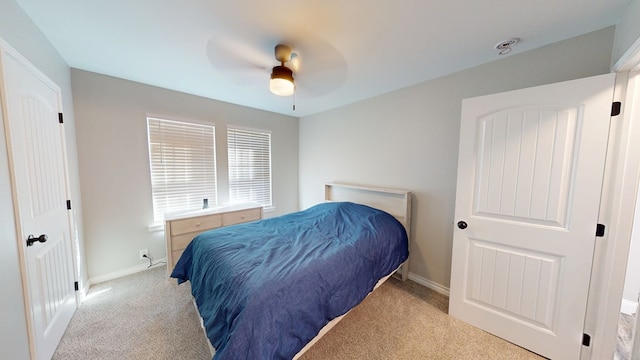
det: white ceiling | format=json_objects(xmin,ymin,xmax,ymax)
[{"xmin": 16, "ymin": 0, "xmax": 631, "ymax": 117}]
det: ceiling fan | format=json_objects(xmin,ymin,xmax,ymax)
[
  {"xmin": 205, "ymin": 32, "xmax": 348, "ymax": 98},
  {"xmin": 269, "ymin": 44, "xmax": 296, "ymax": 96}
]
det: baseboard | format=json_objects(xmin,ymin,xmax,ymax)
[
  {"xmin": 407, "ymin": 272, "xmax": 450, "ymax": 297},
  {"xmin": 621, "ymin": 298, "xmax": 638, "ymax": 315},
  {"xmin": 88, "ymin": 258, "xmax": 167, "ymax": 286},
  {"xmin": 87, "ymin": 262, "xmax": 449, "ymax": 300}
]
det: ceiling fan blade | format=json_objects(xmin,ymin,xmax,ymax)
[
  {"xmin": 206, "ymin": 33, "xmax": 273, "ymax": 86},
  {"xmin": 291, "ymin": 40, "xmax": 348, "ymax": 97}
]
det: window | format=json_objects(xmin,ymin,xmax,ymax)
[
  {"xmin": 147, "ymin": 117, "xmax": 217, "ymax": 224},
  {"xmin": 227, "ymin": 127, "xmax": 272, "ymax": 209}
]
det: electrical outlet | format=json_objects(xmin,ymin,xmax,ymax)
[{"xmin": 139, "ymin": 249, "xmax": 149, "ymax": 260}]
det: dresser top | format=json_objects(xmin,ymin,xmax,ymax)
[{"xmin": 164, "ymin": 203, "xmax": 261, "ymax": 221}]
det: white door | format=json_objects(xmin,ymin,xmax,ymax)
[
  {"xmin": 449, "ymin": 73, "xmax": 615, "ymax": 359},
  {"xmin": 1, "ymin": 47, "xmax": 76, "ymax": 359}
]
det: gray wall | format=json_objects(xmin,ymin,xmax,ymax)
[
  {"xmin": 612, "ymin": 0, "xmax": 640, "ymax": 67},
  {"xmin": 299, "ymin": 27, "xmax": 615, "ymax": 289},
  {"xmin": 71, "ymin": 70, "xmax": 299, "ymax": 279},
  {"xmin": 0, "ymin": 1, "xmax": 85, "ymax": 359}
]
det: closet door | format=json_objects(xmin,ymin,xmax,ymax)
[
  {"xmin": 1, "ymin": 45, "xmax": 77, "ymax": 360},
  {"xmin": 449, "ymin": 73, "xmax": 615, "ymax": 359}
]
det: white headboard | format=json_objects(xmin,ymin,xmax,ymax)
[
  {"xmin": 324, "ymin": 182, "xmax": 412, "ymax": 235},
  {"xmin": 324, "ymin": 182, "xmax": 412, "ymax": 281}
]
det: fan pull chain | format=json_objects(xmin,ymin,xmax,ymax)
[{"xmin": 292, "ymin": 90, "xmax": 296, "ymax": 111}]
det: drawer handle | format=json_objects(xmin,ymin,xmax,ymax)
[
  {"xmin": 195, "ymin": 222, "xmax": 201, "ymax": 227},
  {"xmin": 241, "ymin": 215, "xmax": 245, "ymax": 219}
]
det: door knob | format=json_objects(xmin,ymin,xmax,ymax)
[
  {"xmin": 457, "ymin": 221, "xmax": 468, "ymax": 230},
  {"xmin": 26, "ymin": 234, "xmax": 48, "ymax": 247}
]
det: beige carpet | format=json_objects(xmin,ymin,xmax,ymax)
[
  {"xmin": 54, "ymin": 267, "xmax": 545, "ymax": 359},
  {"xmin": 53, "ymin": 266, "xmax": 211, "ymax": 360},
  {"xmin": 300, "ymin": 278, "xmax": 543, "ymax": 360}
]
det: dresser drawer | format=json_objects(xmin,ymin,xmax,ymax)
[
  {"xmin": 222, "ymin": 208, "xmax": 262, "ymax": 226},
  {"xmin": 170, "ymin": 214, "xmax": 222, "ymax": 235},
  {"xmin": 171, "ymin": 232, "xmax": 199, "ymax": 251}
]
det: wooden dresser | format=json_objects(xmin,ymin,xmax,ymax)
[{"xmin": 164, "ymin": 203, "xmax": 263, "ymax": 274}]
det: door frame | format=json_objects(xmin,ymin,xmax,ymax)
[
  {"xmin": 586, "ymin": 38, "xmax": 640, "ymax": 359},
  {"xmin": 0, "ymin": 38, "xmax": 80, "ymax": 359}
]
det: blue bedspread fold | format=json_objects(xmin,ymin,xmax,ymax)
[{"xmin": 171, "ymin": 201, "xmax": 409, "ymax": 360}]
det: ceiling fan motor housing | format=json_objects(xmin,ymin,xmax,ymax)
[
  {"xmin": 274, "ymin": 44, "xmax": 292, "ymax": 63},
  {"xmin": 271, "ymin": 65, "xmax": 293, "ymax": 81}
]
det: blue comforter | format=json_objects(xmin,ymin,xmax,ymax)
[{"xmin": 171, "ymin": 201, "xmax": 409, "ymax": 360}]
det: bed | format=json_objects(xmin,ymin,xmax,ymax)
[{"xmin": 171, "ymin": 183, "xmax": 412, "ymax": 359}]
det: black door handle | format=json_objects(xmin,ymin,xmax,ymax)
[
  {"xmin": 26, "ymin": 234, "xmax": 48, "ymax": 247},
  {"xmin": 457, "ymin": 221, "xmax": 468, "ymax": 230}
]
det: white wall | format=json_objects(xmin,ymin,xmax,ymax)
[
  {"xmin": 71, "ymin": 70, "xmax": 299, "ymax": 279},
  {"xmin": 0, "ymin": 1, "xmax": 85, "ymax": 359},
  {"xmin": 299, "ymin": 27, "xmax": 615, "ymax": 289}
]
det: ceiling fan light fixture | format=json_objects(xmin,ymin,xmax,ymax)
[{"xmin": 270, "ymin": 65, "xmax": 294, "ymax": 96}]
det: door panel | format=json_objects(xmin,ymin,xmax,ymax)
[
  {"xmin": 475, "ymin": 106, "xmax": 577, "ymax": 227},
  {"xmin": 450, "ymin": 73, "xmax": 615, "ymax": 359},
  {"xmin": 2, "ymin": 48, "xmax": 76, "ymax": 360},
  {"xmin": 467, "ymin": 239, "xmax": 561, "ymax": 330}
]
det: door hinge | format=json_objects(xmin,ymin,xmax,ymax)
[
  {"xmin": 66, "ymin": 199, "xmax": 72, "ymax": 210},
  {"xmin": 74, "ymin": 281, "xmax": 79, "ymax": 291},
  {"xmin": 611, "ymin": 102, "xmax": 622, "ymax": 116},
  {"xmin": 58, "ymin": 112, "xmax": 64, "ymax": 124},
  {"xmin": 582, "ymin": 333, "xmax": 591, "ymax": 346},
  {"xmin": 596, "ymin": 224, "xmax": 605, "ymax": 237}
]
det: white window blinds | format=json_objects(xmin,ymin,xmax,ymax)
[
  {"xmin": 227, "ymin": 127, "xmax": 272, "ymax": 208},
  {"xmin": 147, "ymin": 117, "xmax": 217, "ymax": 223}
]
